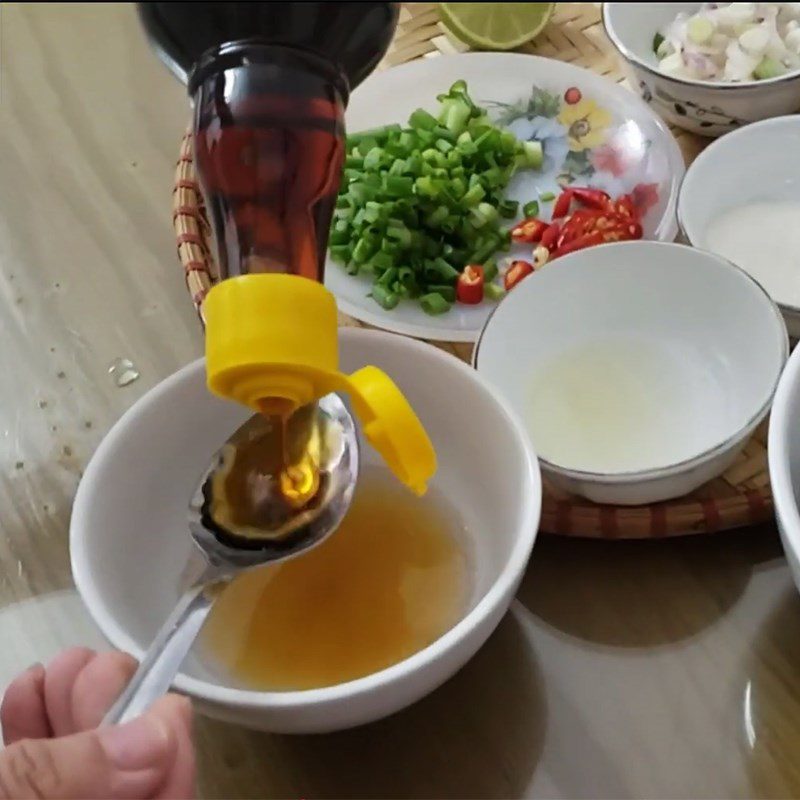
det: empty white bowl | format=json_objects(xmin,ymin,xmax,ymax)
[
  {"xmin": 474, "ymin": 241, "xmax": 787, "ymax": 505},
  {"xmin": 768, "ymin": 340, "xmax": 800, "ymax": 597},
  {"xmin": 678, "ymin": 115, "xmax": 800, "ymax": 337},
  {"xmin": 603, "ymin": 3, "xmax": 800, "ymax": 137},
  {"xmin": 71, "ymin": 328, "xmax": 540, "ymax": 733}
]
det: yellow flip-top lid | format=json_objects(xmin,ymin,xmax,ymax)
[{"xmin": 204, "ymin": 274, "xmax": 436, "ymax": 495}]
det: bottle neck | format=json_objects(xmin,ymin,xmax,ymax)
[{"xmin": 191, "ymin": 43, "xmax": 346, "ymax": 281}]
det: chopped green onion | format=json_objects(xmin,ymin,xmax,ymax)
[
  {"xmin": 383, "ymin": 175, "xmax": 414, "ymax": 197},
  {"xmin": 485, "ymin": 283, "xmax": 506, "ymax": 301},
  {"xmin": 426, "ymin": 206, "xmax": 449, "ymax": 227},
  {"xmin": 523, "ymin": 200, "xmax": 540, "ymax": 218},
  {"xmin": 363, "ymin": 147, "xmax": 384, "ymax": 170},
  {"xmin": 483, "ymin": 260, "xmax": 498, "ymax": 282},
  {"xmin": 469, "ymin": 236, "xmax": 501, "ymax": 264},
  {"xmin": 377, "ymin": 266, "xmax": 399, "ymax": 288},
  {"xmin": 426, "ymin": 284, "xmax": 456, "ymax": 303},
  {"xmin": 330, "ymin": 244, "xmax": 351, "ymax": 265},
  {"xmin": 462, "ymin": 184, "xmax": 486, "ymax": 207},
  {"xmin": 370, "ymin": 251, "xmax": 396, "ymax": 272},
  {"xmin": 363, "ymin": 201, "xmax": 383, "ymax": 224},
  {"xmin": 539, "ymin": 191, "xmax": 556, "ymax": 202},
  {"xmin": 331, "ymin": 79, "xmax": 544, "ymax": 314},
  {"xmin": 470, "ymin": 202, "xmax": 499, "ymax": 229},
  {"xmin": 518, "ymin": 140, "xmax": 544, "ymax": 169},
  {"xmin": 352, "ymin": 237, "xmax": 374, "ymax": 264},
  {"xmin": 498, "ymin": 199, "xmax": 519, "ymax": 219},
  {"xmin": 328, "ymin": 228, "xmax": 351, "ymax": 246},
  {"xmin": 409, "ymin": 108, "xmax": 438, "ymax": 130},
  {"xmin": 428, "ymin": 257, "xmax": 459, "ymax": 283},
  {"xmin": 420, "ymin": 292, "xmax": 452, "ymax": 315},
  {"xmin": 347, "ymin": 123, "xmax": 401, "ymax": 145},
  {"xmin": 372, "ymin": 284, "xmax": 400, "ymax": 310}
]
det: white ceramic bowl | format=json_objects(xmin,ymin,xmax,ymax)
[
  {"xmin": 474, "ymin": 241, "xmax": 788, "ymax": 505},
  {"xmin": 71, "ymin": 328, "xmax": 540, "ymax": 733},
  {"xmin": 768, "ymin": 340, "xmax": 800, "ymax": 596},
  {"xmin": 678, "ymin": 115, "xmax": 800, "ymax": 338},
  {"xmin": 603, "ymin": 3, "xmax": 800, "ymax": 137}
]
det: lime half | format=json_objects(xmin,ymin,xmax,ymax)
[{"xmin": 438, "ymin": 3, "xmax": 555, "ymax": 51}]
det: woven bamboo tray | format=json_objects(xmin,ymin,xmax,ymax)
[{"xmin": 172, "ymin": 3, "xmax": 774, "ymax": 539}]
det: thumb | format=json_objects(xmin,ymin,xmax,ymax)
[{"xmin": 0, "ymin": 711, "xmax": 176, "ymax": 799}]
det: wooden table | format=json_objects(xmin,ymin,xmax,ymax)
[{"xmin": 2, "ymin": 3, "xmax": 800, "ymax": 797}]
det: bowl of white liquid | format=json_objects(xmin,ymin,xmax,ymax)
[
  {"xmin": 678, "ymin": 115, "xmax": 800, "ymax": 337},
  {"xmin": 474, "ymin": 241, "xmax": 788, "ymax": 505}
]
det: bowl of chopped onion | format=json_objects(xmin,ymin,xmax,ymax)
[{"xmin": 603, "ymin": 3, "xmax": 800, "ymax": 137}]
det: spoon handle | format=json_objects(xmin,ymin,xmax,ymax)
[{"xmin": 102, "ymin": 583, "xmax": 215, "ymax": 726}]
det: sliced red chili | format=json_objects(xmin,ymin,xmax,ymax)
[
  {"xmin": 504, "ymin": 260, "xmax": 534, "ymax": 291},
  {"xmin": 601, "ymin": 220, "xmax": 643, "ymax": 242},
  {"xmin": 540, "ymin": 221, "xmax": 561, "ymax": 252},
  {"xmin": 552, "ymin": 190, "xmax": 573, "ymax": 219},
  {"xmin": 556, "ymin": 209, "xmax": 605, "ymax": 247},
  {"xmin": 546, "ymin": 192, "xmax": 644, "ymax": 258},
  {"xmin": 610, "ymin": 194, "xmax": 637, "ymax": 220},
  {"xmin": 456, "ymin": 264, "xmax": 484, "ymax": 304},
  {"xmin": 510, "ymin": 217, "xmax": 548, "ymax": 243},
  {"xmin": 569, "ymin": 186, "xmax": 612, "ymax": 210},
  {"xmin": 552, "ymin": 230, "xmax": 605, "ymax": 258}
]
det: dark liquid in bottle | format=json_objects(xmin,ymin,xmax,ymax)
[
  {"xmin": 136, "ymin": 4, "xmax": 399, "ymax": 516},
  {"xmin": 138, "ymin": 2, "xmax": 398, "ymax": 279},
  {"xmin": 192, "ymin": 51, "xmax": 345, "ymax": 280}
]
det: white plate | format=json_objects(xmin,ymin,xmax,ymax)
[{"xmin": 325, "ymin": 52, "xmax": 685, "ymax": 342}]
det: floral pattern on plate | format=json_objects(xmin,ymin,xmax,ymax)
[{"xmin": 484, "ymin": 84, "xmax": 660, "ymax": 224}]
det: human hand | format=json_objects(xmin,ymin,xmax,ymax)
[{"xmin": 0, "ymin": 647, "xmax": 195, "ymax": 799}]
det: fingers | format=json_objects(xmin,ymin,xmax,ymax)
[
  {"xmin": 150, "ymin": 696, "xmax": 196, "ymax": 800},
  {"xmin": 43, "ymin": 647, "xmax": 95, "ymax": 736},
  {"xmin": 0, "ymin": 709, "xmax": 177, "ymax": 799},
  {"xmin": 71, "ymin": 651, "xmax": 138, "ymax": 731},
  {"xmin": 1, "ymin": 648, "xmax": 121, "ymax": 744},
  {"xmin": 39, "ymin": 648, "xmax": 138, "ymax": 735},
  {"xmin": 1, "ymin": 651, "xmax": 197, "ymax": 798},
  {"xmin": 1, "ymin": 664, "xmax": 50, "ymax": 745}
]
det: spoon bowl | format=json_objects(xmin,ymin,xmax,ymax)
[
  {"xmin": 189, "ymin": 394, "xmax": 359, "ymax": 569},
  {"xmin": 102, "ymin": 393, "xmax": 359, "ymax": 724}
]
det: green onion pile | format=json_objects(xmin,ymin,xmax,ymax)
[{"xmin": 329, "ymin": 80, "xmax": 543, "ymax": 314}]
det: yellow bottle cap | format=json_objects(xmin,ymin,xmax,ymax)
[
  {"xmin": 344, "ymin": 366, "xmax": 436, "ymax": 496},
  {"xmin": 204, "ymin": 274, "xmax": 436, "ymax": 494}
]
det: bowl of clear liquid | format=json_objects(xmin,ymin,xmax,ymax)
[
  {"xmin": 474, "ymin": 241, "xmax": 788, "ymax": 505},
  {"xmin": 71, "ymin": 328, "xmax": 540, "ymax": 733}
]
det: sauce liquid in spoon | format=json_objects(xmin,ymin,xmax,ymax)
[{"xmin": 208, "ymin": 404, "xmax": 326, "ymax": 541}]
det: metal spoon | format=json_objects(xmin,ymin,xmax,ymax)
[{"xmin": 103, "ymin": 393, "xmax": 359, "ymax": 725}]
